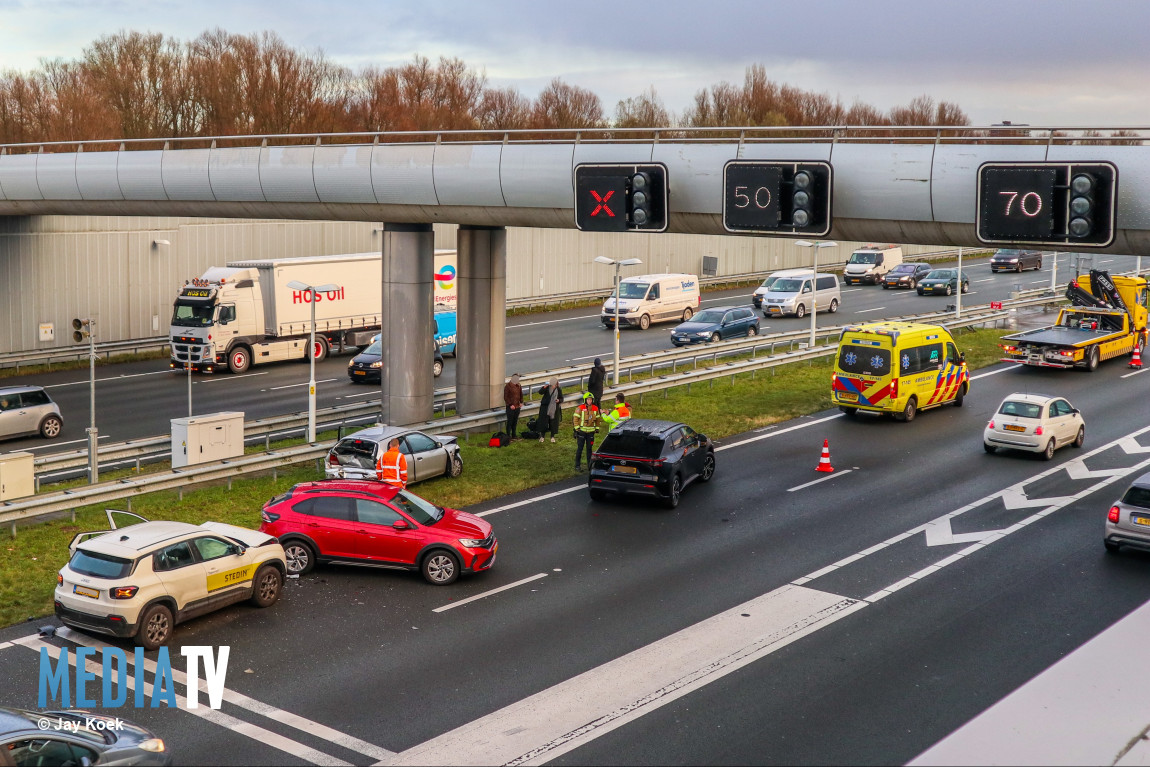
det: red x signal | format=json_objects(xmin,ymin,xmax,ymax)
[{"xmin": 590, "ymin": 189, "xmax": 616, "ymax": 217}]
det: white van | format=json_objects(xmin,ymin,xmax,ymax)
[
  {"xmin": 761, "ymin": 273, "xmax": 841, "ymax": 319},
  {"xmin": 752, "ymin": 269, "xmax": 811, "ymax": 309},
  {"xmin": 843, "ymin": 244, "xmax": 903, "ymax": 285},
  {"xmin": 602, "ymin": 273, "xmax": 701, "ymax": 330}
]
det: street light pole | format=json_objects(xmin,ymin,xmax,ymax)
[
  {"xmin": 87, "ymin": 328, "xmax": 97, "ymax": 483},
  {"xmin": 594, "ymin": 256, "xmax": 643, "ymax": 386},
  {"xmin": 956, "ymin": 246, "xmax": 963, "ymax": 319},
  {"xmin": 287, "ymin": 280, "xmax": 340, "ymax": 443},
  {"xmin": 795, "ymin": 240, "xmax": 837, "ymax": 349}
]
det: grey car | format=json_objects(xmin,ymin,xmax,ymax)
[
  {"xmin": 1104, "ymin": 471, "xmax": 1150, "ymax": 554},
  {"xmin": 0, "ymin": 707, "xmax": 169, "ymax": 766},
  {"xmin": 0, "ymin": 386, "xmax": 63, "ymax": 441},
  {"xmin": 325, "ymin": 425, "xmax": 463, "ymax": 483}
]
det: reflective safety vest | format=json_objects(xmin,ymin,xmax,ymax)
[
  {"xmin": 376, "ymin": 447, "xmax": 408, "ymax": 488},
  {"xmin": 573, "ymin": 403, "xmax": 600, "ymax": 433},
  {"xmin": 603, "ymin": 402, "xmax": 631, "ymax": 428}
]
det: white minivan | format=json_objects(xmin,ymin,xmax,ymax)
[
  {"xmin": 602, "ymin": 274, "xmax": 701, "ymax": 330},
  {"xmin": 752, "ymin": 268, "xmax": 811, "ymax": 309},
  {"xmin": 761, "ymin": 273, "xmax": 841, "ymax": 318},
  {"xmin": 843, "ymin": 244, "xmax": 903, "ymax": 285}
]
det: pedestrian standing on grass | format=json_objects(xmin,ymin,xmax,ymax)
[
  {"xmin": 537, "ymin": 377, "xmax": 564, "ymax": 443},
  {"xmin": 572, "ymin": 391, "xmax": 601, "ymax": 471},
  {"xmin": 587, "ymin": 358, "xmax": 607, "ymax": 409},
  {"xmin": 504, "ymin": 373, "xmax": 523, "ymax": 439}
]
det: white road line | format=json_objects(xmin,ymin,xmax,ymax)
[
  {"xmin": 970, "ymin": 364, "xmax": 1021, "ymax": 380},
  {"xmin": 339, "ymin": 390, "xmax": 380, "ymax": 398},
  {"xmin": 18, "ymin": 435, "xmax": 111, "ymax": 450},
  {"xmin": 382, "ymin": 585, "xmax": 865, "ymax": 767},
  {"xmin": 566, "ymin": 352, "xmax": 613, "ymax": 362},
  {"xmin": 1027, "ymin": 279, "xmax": 1047, "ymax": 284},
  {"xmin": 43, "ymin": 370, "xmax": 170, "ymax": 388},
  {"xmin": 13, "ymin": 636, "xmax": 353, "ymax": 766},
  {"xmin": 842, "ymin": 288, "xmax": 864, "ymax": 292},
  {"xmin": 475, "ymin": 485, "xmax": 584, "ymax": 517},
  {"xmin": 0, "ymin": 640, "xmax": 14, "ymax": 651},
  {"xmin": 715, "ymin": 413, "xmax": 843, "ymax": 452},
  {"xmin": 508, "ymin": 314, "xmax": 599, "ymax": 329},
  {"xmin": 51, "ymin": 627, "xmax": 393, "ymax": 760},
  {"xmin": 974, "ymin": 278, "xmax": 995, "ymax": 283},
  {"xmin": 506, "ymin": 346, "xmax": 548, "ymax": 355},
  {"xmin": 194, "ymin": 372, "xmax": 269, "ymax": 384},
  {"xmin": 787, "ymin": 469, "xmax": 854, "ymax": 492},
  {"xmin": 1121, "ymin": 366, "xmax": 1149, "ymax": 378},
  {"xmin": 855, "ymin": 306, "xmax": 886, "ymax": 313},
  {"xmin": 433, "ymin": 573, "xmax": 549, "ymax": 613},
  {"xmin": 267, "ymin": 378, "xmax": 337, "ymax": 391}
]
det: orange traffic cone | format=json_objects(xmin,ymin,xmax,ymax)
[
  {"xmin": 1132, "ymin": 345, "xmax": 1143, "ymax": 369},
  {"xmin": 815, "ymin": 439, "xmax": 834, "ymax": 473}
]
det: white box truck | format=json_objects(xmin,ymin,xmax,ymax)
[{"xmin": 169, "ymin": 251, "xmax": 456, "ymax": 373}]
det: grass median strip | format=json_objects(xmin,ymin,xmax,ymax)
[{"xmin": 0, "ymin": 327, "xmax": 1008, "ymax": 629}]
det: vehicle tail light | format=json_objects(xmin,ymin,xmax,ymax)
[
  {"xmin": 57, "ymin": 573, "xmax": 63, "ymax": 586},
  {"xmin": 653, "ymin": 459, "xmax": 665, "ymax": 467},
  {"xmin": 889, "ymin": 377, "xmax": 898, "ymax": 400},
  {"xmin": 261, "ymin": 510, "xmax": 280, "ymax": 524},
  {"xmin": 1109, "ymin": 506, "xmax": 1121, "ymax": 523},
  {"xmin": 111, "ymin": 586, "xmax": 139, "ymax": 600},
  {"xmin": 1035, "ymin": 426, "xmax": 1043, "ymax": 436},
  {"xmin": 328, "ymin": 453, "xmax": 339, "ymax": 465},
  {"xmin": 697, "ymin": 295, "xmax": 701, "ymax": 306},
  {"xmin": 988, "ymin": 420, "xmax": 995, "ymax": 429}
]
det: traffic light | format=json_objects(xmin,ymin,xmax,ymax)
[
  {"xmin": 72, "ymin": 318, "xmax": 93, "ymax": 344},
  {"xmin": 575, "ymin": 164, "xmax": 668, "ymax": 232},
  {"xmin": 1068, "ymin": 172, "xmax": 1097, "ymax": 238},
  {"xmin": 977, "ymin": 161, "xmax": 1117, "ymax": 247},
  {"xmin": 723, "ymin": 161, "xmax": 832, "ymax": 236}
]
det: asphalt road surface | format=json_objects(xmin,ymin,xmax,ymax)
[
  {"xmin": 1, "ymin": 342, "xmax": 1148, "ymax": 765},
  {"xmin": 5, "ymin": 252, "xmax": 1130, "ymax": 466}
]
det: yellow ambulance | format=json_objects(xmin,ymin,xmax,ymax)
[{"xmin": 832, "ymin": 321, "xmax": 969, "ymax": 421}]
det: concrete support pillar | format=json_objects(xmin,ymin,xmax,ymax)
[
  {"xmin": 457, "ymin": 226, "xmax": 507, "ymax": 414},
  {"xmin": 379, "ymin": 224, "xmax": 434, "ymax": 426}
]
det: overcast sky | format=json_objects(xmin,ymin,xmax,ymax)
[{"xmin": 2, "ymin": 0, "xmax": 1148, "ymax": 127}]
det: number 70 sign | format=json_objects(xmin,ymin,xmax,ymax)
[{"xmin": 976, "ymin": 161, "xmax": 1117, "ymax": 247}]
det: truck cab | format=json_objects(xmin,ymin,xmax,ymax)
[{"xmin": 170, "ymin": 268, "xmax": 264, "ymax": 374}]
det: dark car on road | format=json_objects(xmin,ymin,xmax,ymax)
[
  {"xmin": 990, "ymin": 248, "xmax": 1043, "ymax": 273},
  {"xmin": 589, "ymin": 419, "xmax": 715, "ymax": 508},
  {"xmin": 0, "ymin": 707, "xmax": 169, "ymax": 766},
  {"xmin": 881, "ymin": 262, "xmax": 933, "ymax": 290},
  {"xmin": 348, "ymin": 339, "xmax": 444, "ymax": 382},
  {"xmin": 917, "ymin": 269, "xmax": 970, "ymax": 296},
  {"xmin": 260, "ymin": 480, "xmax": 496, "ymax": 585},
  {"xmin": 671, "ymin": 306, "xmax": 759, "ymax": 346}
]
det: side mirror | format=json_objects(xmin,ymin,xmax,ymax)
[
  {"xmin": 1071, "ymin": 408, "xmax": 1081, "ymax": 415},
  {"xmin": 392, "ymin": 520, "xmax": 409, "ymax": 530}
]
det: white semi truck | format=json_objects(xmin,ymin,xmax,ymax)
[{"xmin": 169, "ymin": 251, "xmax": 456, "ymax": 374}]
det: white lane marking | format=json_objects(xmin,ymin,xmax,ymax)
[
  {"xmin": 842, "ymin": 288, "xmax": 864, "ymax": 292},
  {"xmin": 0, "ymin": 640, "xmax": 14, "ymax": 651},
  {"xmin": 787, "ymin": 469, "xmax": 854, "ymax": 492},
  {"xmin": 13, "ymin": 635, "xmax": 353, "ymax": 766},
  {"xmin": 911, "ymin": 598, "xmax": 1150, "ymax": 766},
  {"xmin": 475, "ymin": 485, "xmax": 584, "ymax": 517},
  {"xmin": 974, "ymin": 278, "xmax": 995, "ymax": 283},
  {"xmin": 52, "ymin": 627, "xmax": 392, "ymax": 760},
  {"xmin": 855, "ymin": 306, "xmax": 886, "ymax": 313},
  {"xmin": 715, "ymin": 413, "xmax": 843, "ymax": 453},
  {"xmin": 701, "ymin": 296, "xmax": 751, "ymax": 305},
  {"xmin": 970, "ymin": 364, "xmax": 1021, "ymax": 380},
  {"xmin": 339, "ymin": 390, "xmax": 381, "ymax": 398},
  {"xmin": 43, "ymin": 370, "xmax": 170, "ymax": 388},
  {"xmin": 433, "ymin": 573, "xmax": 549, "ymax": 613},
  {"xmin": 508, "ymin": 314, "xmax": 599, "ymax": 329},
  {"xmin": 506, "ymin": 346, "xmax": 548, "ymax": 355},
  {"xmin": 267, "ymin": 378, "xmax": 337, "ymax": 391},
  {"xmin": 1121, "ymin": 366, "xmax": 1149, "ymax": 378},
  {"xmin": 18, "ymin": 435, "xmax": 110, "ymax": 450},
  {"xmin": 194, "ymin": 372, "xmax": 269, "ymax": 384},
  {"xmin": 566, "ymin": 352, "xmax": 613, "ymax": 362},
  {"xmin": 1027, "ymin": 279, "xmax": 1047, "ymax": 284},
  {"xmin": 383, "ymin": 585, "xmax": 865, "ymax": 767}
]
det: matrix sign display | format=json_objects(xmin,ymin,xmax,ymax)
[
  {"xmin": 574, "ymin": 163, "xmax": 668, "ymax": 233},
  {"xmin": 977, "ymin": 161, "xmax": 1118, "ymax": 248},
  {"xmin": 722, "ymin": 160, "xmax": 833, "ymax": 236}
]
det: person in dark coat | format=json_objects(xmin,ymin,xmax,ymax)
[
  {"xmin": 537, "ymin": 377, "xmax": 564, "ymax": 443},
  {"xmin": 587, "ymin": 358, "xmax": 607, "ymax": 410},
  {"xmin": 503, "ymin": 373, "xmax": 523, "ymax": 439}
]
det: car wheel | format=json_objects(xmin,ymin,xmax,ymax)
[
  {"xmin": 839, "ymin": 406, "xmax": 857, "ymax": 416},
  {"xmin": 899, "ymin": 396, "xmax": 917, "ymax": 423},
  {"xmin": 1105, "ymin": 540, "xmax": 1121, "ymax": 554},
  {"xmin": 944, "ymin": 284, "xmax": 953, "ymax": 296},
  {"xmin": 639, "ymin": 314, "xmax": 651, "ymax": 330},
  {"xmin": 984, "ymin": 442, "xmax": 996, "ymax": 454},
  {"xmin": 917, "ymin": 288, "xmax": 924, "ymax": 296},
  {"xmin": 828, "ymin": 298, "xmax": 839, "ymax": 313},
  {"xmin": 1086, "ymin": 346, "xmax": 1100, "ymax": 372},
  {"xmin": 422, "ymin": 550, "xmax": 460, "ymax": 585},
  {"xmin": 710, "ymin": 332, "xmax": 721, "ymax": 343},
  {"xmin": 39, "ymin": 415, "xmax": 63, "ymax": 439},
  {"xmin": 1016, "ymin": 263, "xmax": 1023, "ymax": 273},
  {"xmin": 664, "ymin": 475, "xmax": 682, "ymax": 509},
  {"xmin": 908, "ymin": 279, "xmax": 916, "ymax": 290},
  {"xmin": 882, "ymin": 282, "xmax": 889, "ymax": 289},
  {"xmin": 747, "ymin": 325, "xmax": 758, "ymax": 336},
  {"xmin": 227, "ymin": 346, "xmax": 251, "ymax": 374},
  {"xmin": 700, "ymin": 452, "xmax": 716, "ymax": 482},
  {"xmin": 795, "ymin": 304, "xmax": 806, "ymax": 319},
  {"xmin": 1042, "ymin": 439, "xmax": 1056, "ymax": 461},
  {"xmin": 249, "ymin": 565, "xmax": 282, "ymax": 608},
  {"xmin": 309, "ymin": 338, "xmax": 328, "ymax": 363},
  {"xmin": 589, "ymin": 489, "xmax": 607, "ymax": 502},
  {"xmin": 283, "ymin": 540, "xmax": 316, "ymax": 575},
  {"xmin": 432, "ymin": 359, "xmax": 444, "ymax": 377},
  {"xmin": 681, "ymin": 307, "xmax": 694, "ymax": 322},
  {"xmin": 1073, "ymin": 425, "xmax": 1085, "ymax": 448},
  {"xmin": 135, "ymin": 604, "xmax": 173, "ymax": 651},
  {"xmin": 954, "ymin": 383, "xmax": 966, "ymax": 407},
  {"xmin": 448, "ymin": 452, "xmax": 463, "ymax": 477}
]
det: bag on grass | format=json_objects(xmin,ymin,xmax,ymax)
[{"xmin": 489, "ymin": 431, "xmax": 510, "ymax": 447}]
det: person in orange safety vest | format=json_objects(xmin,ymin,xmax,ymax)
[{"xmin": 376, "ymin": 438, "xmax": 408, "ymax": 489}]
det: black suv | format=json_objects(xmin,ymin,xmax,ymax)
[
  {"xmin": 589, "ymin": 419, "xmax": 715, "ymax": 508},
  {"xmin": 990, "ymin": 249, "xmax": 1042, "ymax": 272}
]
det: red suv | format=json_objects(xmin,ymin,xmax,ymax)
[{"xmin": 258, "ymin": 480, "xmax": 496, "ymax": 585}]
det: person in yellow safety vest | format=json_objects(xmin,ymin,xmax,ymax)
[
  {"xmin": 601, "ymin": 392, "xmax": 631, "ymax": 429},
  {"xmin": 376, "ymin": 437, "xmax": 408, "ymax": 489},
  {"xmin": 572, "ymin": 391, "xmax": 601, "ymax": 471}
]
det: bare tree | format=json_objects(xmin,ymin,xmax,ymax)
[
  {"xmin": 477, "ymin": 86, "xmax": 532, "ymax": 130},
  {"xmin": 532, "ymin": 78, "xmax": 604, "ymax": 129},
  {"xmin": 614, "ymin": 86, "xmax": 671, "ymax": 129}
]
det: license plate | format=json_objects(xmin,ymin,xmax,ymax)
[
  {"xmin": 1134, "ymin": 516, "xmax": 1150, "ymax": 527},
  {"xmin": 611, "ymin": 465, "xmax": 638, "ymax": 475},
  {"xmin": 768, "ymin": 307, "xmax": 781, "ymax": 314},
  {"xmin": 73, "ymin": 585, "xmax": 99, "ymax": 599},
  {"xmin": 354, "ymin": 370, "xmax": 366, "ymax": 375},
  {"xmin": 1004, "ymin": 424, "xmax": 1026, "ymax": 432},
  {"xmin": 838, "ymin": 392, "xmax": 858, "ymax": 402}
]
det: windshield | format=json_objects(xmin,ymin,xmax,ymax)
[
  {"xmin": 617, "ymin": 282, "xmax": 650, "ymax": 299},
  {"xmin": 890, "ymin": 264, "xmax": 916, "ymax": 274},
  {"xmin": 599, "ymin": 432, "xmax": 665, "ymax": 459},
  {"xmin": 69, "ymin": 549, "xmax": 133, "ymax": 579},
  {"xmin": 771, "ymin": 279, "xmax": 804, "ymax": 293},
  {"xmin": 692, "ymin": 310, "xmax": 725, "ymax": 324},
  {"xmin": 995, "ymin": 249, "xmax": 1021, "ymax": 257},
  {"xmin": 998, "ymin": 401, "xmax": 1042, "ymax": 418},
  {"xmin": 848, "ymin": 252, "xmax": 877, "ymax": 264},
  {"xmin": 837, "ymin": 346, "xmax": 890, "ymax": 376},
  {"xmin": 362, "ymin": 341, "xmax": 382, "ymax": 355},
  {"xmin": 171, "ymin": 301, "xmax": 214, "ymax": 328},
  {"xmin": 928, "ymin": 269, "xmax": 956, "ymax": 279},
  {"xmin": 391, "ymin": 490, "xmax": 445, "ymax": 525}
]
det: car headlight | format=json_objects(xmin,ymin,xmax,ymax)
[
  {"xmin": 348, "ymin": 360, "xmax": 355, "ymax": 367},
  {"xmin": 370, "ymin": 361, "xmax": 382, "ymax": 368},
  {"xmin": 139, "ymin": 739, "xmax": 166, "ymax": 753},
  {"xmin": 696, "ymin": 331, "xmax": 710, "ymax": 337},
  {"xmin": 458, "ymin": 538, "xmax": 487, "ymax": 548}
]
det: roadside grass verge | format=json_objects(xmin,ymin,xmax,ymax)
[
  {"xmin": 0, "ymin": 350, "xmax": 171, "ymax": 380},
  {"xmin": 0, "ymin": 326, "xmax": 1007, "ymax": 629}
]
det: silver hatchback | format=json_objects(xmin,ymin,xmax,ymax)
[
  {"xmin": 325, "ymin": 425, "xmax": 463, "ymax": 483},
  {"xmin": 1105, "ymin": 471, "xmax": 1150, "ymax": 554},
  {"xmin": 0, "ymin": 385, "xmax": 64, "ymax": 441}
]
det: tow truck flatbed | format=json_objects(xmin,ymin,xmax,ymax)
[{"xmin": 1001, "ymin": 326, "xmax": 1125, "ymax": 347}]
